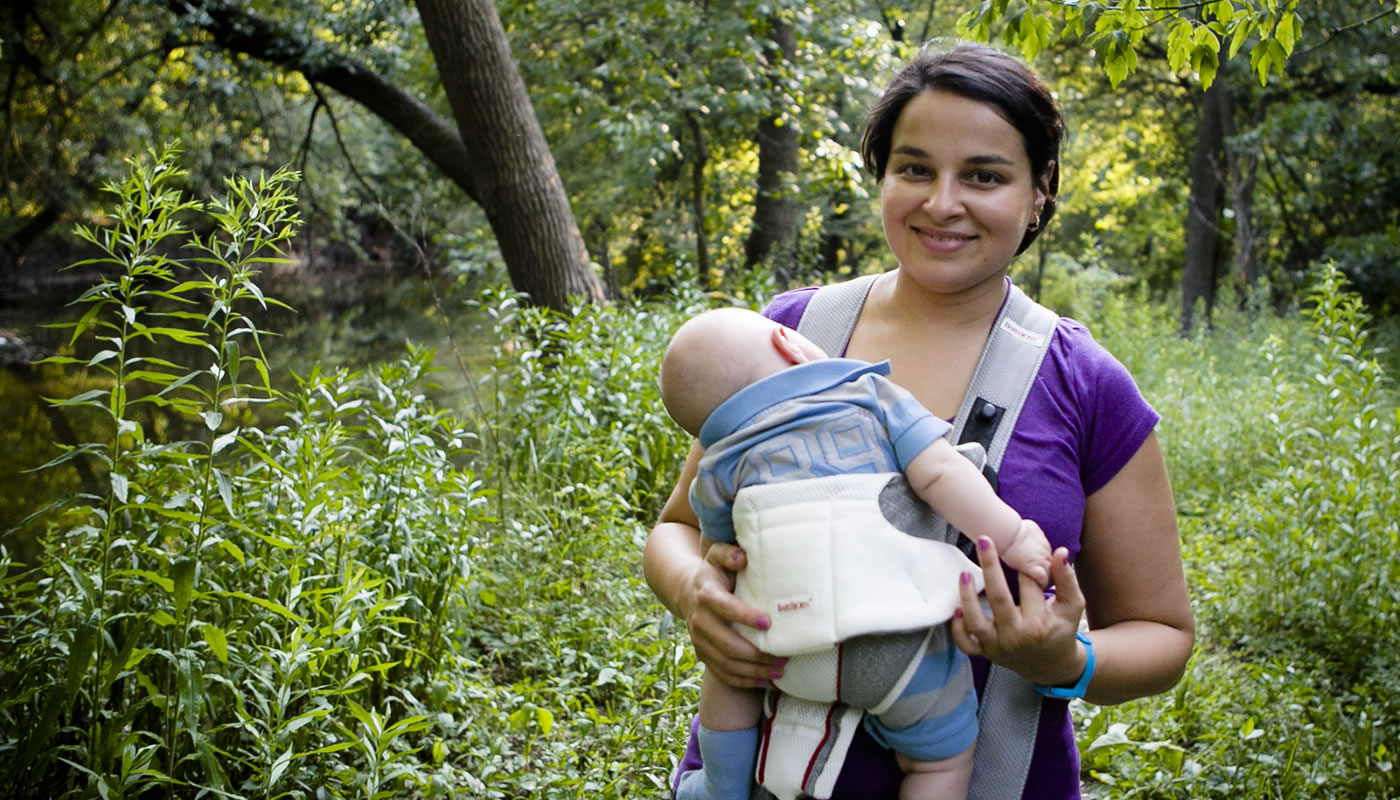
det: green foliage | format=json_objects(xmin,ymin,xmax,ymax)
[
  {"xmin": 2, "ymin": 148, "xmax": 716, "ymax": 797},
  {"xmin": 1074, "ymin": 263, "xmax": 1400, "ymax": 799},
  {"xmin": 958, "ymin": 0, "xmax": 1311, "ymax": 88},
  {"xmin": 9, "ymin": 115, "xmax": 1400, "ymax": 800},
  {"xmin": 0, "ymin": 147, "xmax": 493, "ymax": 797}
]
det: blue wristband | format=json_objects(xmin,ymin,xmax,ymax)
[{"xmin": 1034, "ymin": 632, "xmax": 1094, "ymax": 699}]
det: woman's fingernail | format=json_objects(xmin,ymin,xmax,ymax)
[
  {"xmin": 775, "ymin": 657, "xmax": 789, "ymax": 666},
  {"xmin": 960, "ymin": 571, "xmax": 972, "ymax": 585},
  {"xmin": 756, "ymin": 616, "xmax": 771, "ymax": 630},
  {"xmin": 954, "ymin": 608, "xmax": 964, "ymax": 619},
  {"xmin": 769, "ymin": 668, "xmax": 784, "ymax": 679},
  {"xmin": 978, "ymin": 537, "xmax": 992, "ymax": 551}
]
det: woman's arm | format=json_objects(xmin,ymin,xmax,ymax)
[
  {"xmin": 643, "ymin": 441, "xmax": 786, "ymax": 688},
  {"xmin": 952, "ymin": 432, "xmax": 1194, "ymax": 704},
  {"xmin": 1074, "ymin": 431, "xmax": 1194, "ymax": 703}
]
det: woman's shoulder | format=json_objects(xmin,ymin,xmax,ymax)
[
  {"xmin": 1039, "ymin": 316, "xmax": 1158, "ymax": 494},
  {"xmin": 760, "ymin": 285, "xmax": 820, "ymax": 327},
  {"xmin": 1045, "ymin": 316, "xmax": 1139, "ymax": 395}
]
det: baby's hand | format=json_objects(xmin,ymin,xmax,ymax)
[{"xmin": 1002, "ymin": 520, "xmax": 1052, "ymax": 588}]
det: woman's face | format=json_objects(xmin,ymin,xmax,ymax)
[{"xmin": 880, "ymin": 89, "xmax": 1046, "ymax": 297}]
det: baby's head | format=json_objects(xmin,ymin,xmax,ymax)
[{"xmin": 660, "ymin": 307, "xmax": 829, "ymax": 437}]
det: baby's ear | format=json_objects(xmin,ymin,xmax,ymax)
[{"xmin": 772, "ymin": 325, "xmax": 808, "ymax": 365}]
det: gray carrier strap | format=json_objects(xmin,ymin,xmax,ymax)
[
  {"xmin": 795, "ymin": 273, "xmax": 879, "ymax": 357},
  {"xmin": 795, "ymin": 273, "xmax": 1058, "ymax": 800}
]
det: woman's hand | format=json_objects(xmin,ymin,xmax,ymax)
[
  {"xmin": 682, "ymin": 541, "xmax": 787, "ymax": 689},
  {"xmin": 951, "ymin": 536, "xmax": 1087, "ymax": 687},
  {"xmin": 644, "ymin": 441, "xmax": 786, "ymax": 691}
]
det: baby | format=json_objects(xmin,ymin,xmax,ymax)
[{"xmin": 660, "ymin": 307, "xmax": 1052, "ymax": 800}]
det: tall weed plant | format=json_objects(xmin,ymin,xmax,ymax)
[
  {"xmin": 0, "ymin": 147, "xmax": 495, "ymax": 797},
  {"xmin": 1069, "ymin": 266, "xmax": 1399, "ymax": 799}
]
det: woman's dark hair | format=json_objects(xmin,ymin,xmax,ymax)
[{"xmin": 861, "ymin": 42, "xmax": 1064, "ymax": 254}]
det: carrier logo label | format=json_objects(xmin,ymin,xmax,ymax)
[
  {"xmin": 776, "ymin": 595, "xmax": 813, "ymax": 613},
  {"xmin": 1000, "ymin": 317, "xmax": 1045, "ymax": 347}
]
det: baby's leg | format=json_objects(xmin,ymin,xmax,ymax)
[
  {"xmin": 699, "ymin": 667, "xmax": 763, "ymax": 731},
  {"xmin": 675, "ymin": 670, "xmax": 762, "ymax": 800},
  {"xmin": 896, "ymin": 745, "xmax": 975, "ymax": 800}
]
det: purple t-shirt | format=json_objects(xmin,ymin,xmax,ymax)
[{"xmin": 677, "ymin": 280, "xmax": 1160, "ymax": 799}]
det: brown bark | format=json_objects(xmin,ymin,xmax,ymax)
[
  {"xmin": 416, "ymin": 0, "xmax": 603, "ymax": 310},
  {"xmin": 685, "ymin": 111, "xmax": 712, "ymax": 285},
  {"xmin": 1216, "ymin": 73, "xmax": 1260, "ymax": 290},
  {"xmin": 744, "ymin": 16, "xmax": 800, "ymax": 270},
  {"xmin": 1181, "ymin": 78, "xmax": 1226, "ymax": 333}
]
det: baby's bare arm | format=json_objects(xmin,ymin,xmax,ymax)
[{"xmin": 904, "ymin": 439, "xmax": 1051, "ymax": 586}]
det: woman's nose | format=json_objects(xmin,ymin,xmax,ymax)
[{"xmin": 922, "ymin": 176, "xmax": 963, "ymax": 217}]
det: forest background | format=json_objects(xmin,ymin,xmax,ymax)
[{"xmin": 1, "ymin": 0, "xmax": 1398, "ymax": 798}]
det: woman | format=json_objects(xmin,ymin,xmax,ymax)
[{"xmin": 645, "ymin": 42, "xmax": 1194, "ymax": 799}]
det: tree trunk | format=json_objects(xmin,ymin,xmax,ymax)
[
  {"xmin": 744, "ymin": 16, "xmax": 800, "ymax": 270},
  {"xmin": 1181, "ymin": 78, "xmax": 1226, "ymax": 333},
  {"xmin": 685, "ymin": 111, "xmax": 712, "ymax": 285},
  {"xmin": 416, "ymin": 0, "xmax": 602, "ymax": 311},
  {"xmin": 1216, "ymin": 70, "xmax": 1260, "ymax": 291},
  {"xmin": 167, "ymin": 0, "xmax": 601, "ymax": 311}
]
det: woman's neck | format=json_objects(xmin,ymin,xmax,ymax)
[
  {"xmin": 845, "ymin": 269, "xmax": 1010, "ymax": 419},
  {"xmin": 881, "ymin": 269, "xmax": 1008, "ymax": 331}
]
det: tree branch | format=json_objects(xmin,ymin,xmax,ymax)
[{"xmin": 163, "ymin": 0, "xmax": 482, "ymax": 206}]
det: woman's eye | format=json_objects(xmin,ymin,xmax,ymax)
[
  {"xmin": 898, "ymin": 163, "xmax": 931, "ymax": 178},
  {"xmin": 969, "ymin": 170, "xmax": 1002, "ymax": 185}
]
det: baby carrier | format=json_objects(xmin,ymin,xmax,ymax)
[{"xmin": 741, "ymin": 273, "xmax": 1058, "ymax": 800}]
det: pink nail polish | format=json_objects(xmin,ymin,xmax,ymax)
[
  {"xmin": 954, "ymin": 608, "xmax": 964, "ymax": 619},
  {"xmin": 978, "ymin": 537, "xmax": 991, "ymax": 551},
  {"xmin": 769, "ymin": 668, "xmax": 784, "ymax": 679},
  {"xmin": 960, "ymin": 571, "xmax": 972, "ymax": 585},
  {"xmin": 756, "ymin": 616, "xmax": 771, "ymax": 630}
]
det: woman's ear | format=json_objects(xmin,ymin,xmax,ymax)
[
  {"xmin": 1036, "ymin": 161, "xmax": 1057, "ymax": 204},
  {"xmin": 771, "ymin": 325, "xmax": 809, "ymax": 366}
]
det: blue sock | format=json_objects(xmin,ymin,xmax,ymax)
[{"xmin": 674, "ymin": 725, "xmax": 760, "ymax": 800}]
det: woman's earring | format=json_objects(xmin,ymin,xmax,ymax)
[{"xmin": 1027, "ymin": 219, "xmax": 1040, "ymax": 232}]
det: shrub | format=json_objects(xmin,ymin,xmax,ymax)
[{"xmin": 0, "ymin": 146, "xmax": 493, "ymax": 798}]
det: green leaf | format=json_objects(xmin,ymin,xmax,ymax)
[
  {"xmin": 194, "ymin": 728, "xmax": 229, "ymax": 790},
  {"xmin": 269, "ymin": 746, "xmax": 293, "ymax": 787},
  {"xmin": 177, "ymin": 652, "xmax": 203, "ymax": 734},
  {"xmin": 211, "ymin": 590, "xmax": 307, "ymax": 623},
  {"xmin": 535, "ymin": 707, "xmax": 555, "ymax": 736},
  {"xmin": 297, "ymin": 741, "xmax": 358, "ymax": 757},
  {"xmin": 210, "ymin": 430, "xmax": 239, "ymax": 455},
  {"xmin": 1277, "ymin": 11, "xmax": 1299, "ymax": 55},
  {"xmin": 202, "ymin": 624, "xmax": 230, "ymax": 664},
  {"xmin": 1166, "ymin": 19, "xmax": 1193, "ymax": 73},
  {"xmin": 216, "ymin": 537, "xmax": 245, "ymax": 565},
  {"xmin": 120, "ymin": 569, "xmax": 174, "ymax": 593},
  {"xmin": 87, "ymin": 349, "xmax": 118, "ymax": 366},
  {"xmin": 111, "ymin": 472, "xmax": 130, "ymax": 504},
  {"xmin": 171, "ymin": 557, "xmax": 196, "ymax": 616},
  {"xmin": 150, "ymin": 610, "xmax": 179, "ymax": 627},
  {"xmin": 50, "ymin": 388, "xmax": 110, "ymax": 408},
  {"xmin": 67, "ymin": 617, "xmax": 98, "ymax": 708},
  {"xmin": 214, "ymin": 468, "xmax": 235, "ymax": 517},
  {"xmin": 224, "ymin": 340, "xmax": 241, "ymax": 386}
]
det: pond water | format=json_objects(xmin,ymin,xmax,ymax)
[{"xmin": 0, "ymin": 256, "xmax": 493, "ymax": 547}]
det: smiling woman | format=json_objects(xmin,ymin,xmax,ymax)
[{"xmin": 647, "ymin": 41, "xmax": 1193, "ymax": 800}]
